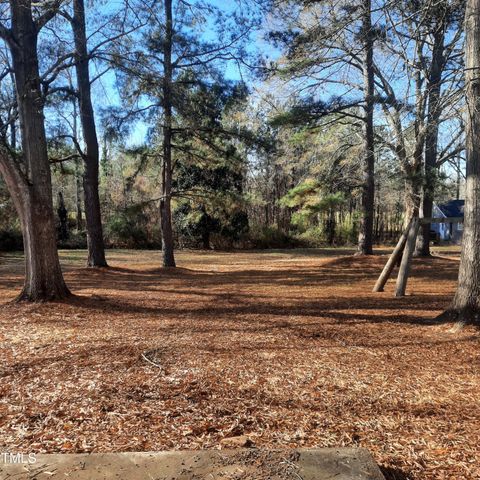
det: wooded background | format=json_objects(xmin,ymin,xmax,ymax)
[{"xmin": 0, "ymin": 0, "xmax": 469, "ymax": 298}]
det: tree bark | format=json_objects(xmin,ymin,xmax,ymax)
[
  {"xmin": 0, "ymin": 1, "xmax": 70, "ymax": 301},
  {"xmin": 403, "ymin": 151, "xmax": 423, "ymax": 225},
  {"xmin": 395, "ymin": 217, "xmax": 420, "ymax": 297},
  {"xmin": 75, "ymin": 159, "xmax": 83, "ymax": 231},
  {"xmin": 202, "ymin": 230, "xmax": 210, "ymax": 250},
  {"xmin": 416, "ymin": 20, "xmax": 445, "ymax": 257},
  {"xmin": 57, "ymin": 191, "xmax": 68, "ymax": 241},
  {"xmin": 326, "ymin": 208, "xmax": 336, "ymax": 245},
  {"xmin": 357, "ymin": 0, "xmax": 375, "ymax": 255},
  {"xmin": 373, "ymin": 219, "xmax": 412, "ymax": 292},
  {"xmin": 72, "ymin": 0, "xmax": 108, "ymax": 267},
  {"xmin": 445, "ymin": 0, "xmax": 480, "ymax": 325},
  {"xmin": 72, "ymin": 95, "xmax": 83, "ymax": 231},
  {"xmin": 8, "ymin": 74, "xmax": 17, "ymax": 149},
  {"xmin": 160, "ymin": 0, "xmax": 176, "ymax": 267}
]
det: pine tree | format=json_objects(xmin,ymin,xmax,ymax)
[
  {"xmin": 111, "ymin": 0, "xmax": 253, "ymax": 266},
  {"xmin": 268, "ymin": 0, "xmax": 380, "ymax": 253}
]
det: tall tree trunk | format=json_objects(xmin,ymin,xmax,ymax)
[
  {"xmin": 160, "ymin": 0, "xmax": 176, "ymax": 267},
  {"xmin": 456, "ymin": 157, "xmax": 461, "ymax": 200},
  {"xmin": 57, "ymin": 191, "xmax": 68, "ymax": 241},
  {"xmin": 72, "ymin": 98, "xmax": 83, "ymax": 231},
  {"xmin": 9, "ymin": 74, "xmax": 17, "ymax": 149},
  {"xmin": 326, "ymin": 209, "xmax": 336, "ymax": 245},
  {"xmin": 357, "ymin": 0, "xmax": 375, "ymax": 255},
  {"xmin": 416, "ymin": 21, "xmax": 445, "ymax": 257},
  {"xmin": 72, "ymin": 0, "xmax": 108, "ymax": 267},
  {"xmin": 75, "ymin": 159, "xmax": 83, "ymax": 230},
  {"xmin": 0, "ymin": 1, "xmax": 70, "ymax": 301},
  {"xmin": 444, "ymin": 0, "xmax": 480, "ymax": 324}
]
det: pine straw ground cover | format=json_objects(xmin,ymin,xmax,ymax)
[{"xmin": 0, "ymin": 248, "xmax": 479, "ymax": 480}]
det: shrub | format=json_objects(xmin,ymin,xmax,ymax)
[
  {"xmin": 0, "ymin": 229, "xmax": 23, "ymax": 251},
  {"xmin": 248, "ymin": 225, "xmax": 296, "ymax": 249},
  {"xmin": 105, "ymin": 209, "xmax": 150, "ymax": 248},
  {"xmin": 295, "ymin": 226, "xmax": 325, "ymax": 247},
  {"xmin": 335, "ymin": 221, "xmax": 357, "ymax": 245},
  {"xmin": 57, "ymin": 230, "xmax": 88, "ymax": 249}
]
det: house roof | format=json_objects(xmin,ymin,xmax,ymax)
[{"xmin": 436, "ymin": 199, "xmax": 464, "ymax": 218}]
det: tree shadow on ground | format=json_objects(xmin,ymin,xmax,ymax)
[{"xmin": 0, "ymin": 252, "xmax": 463, "ymax": 332}]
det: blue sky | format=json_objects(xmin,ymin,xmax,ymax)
[
  {"xmin": 82, "ymin": 0, "xmax": 464, "ymax": 181},
  {"xmin": 89, "ymin": 0, "xmax": 271, "ymax": 146}
]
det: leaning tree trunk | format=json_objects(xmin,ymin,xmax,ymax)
[
  {"xmin": 357, "ymin": 0, "xmax": 375, "ymax": 255},
  {"xmin": 0, "ymin": 1, "xmax": 70, "ymax": 301},
  {"xmin": 415, "ymin": 22, "xmax": 445, "ymax": 257},
  {"xmin": 444, "ymin": 0, "xmax": 480, "ymax": 325},
  {"xmin": 160, "ymin": 0, "xmax": 176, "ymax": 267},
  {"xmin": 403, "ymin": 159, "xmax": 423, "ymax": 225},
  {"xmin": 72, "ymin": 0, "xmax": 108, "ymax": 267}
]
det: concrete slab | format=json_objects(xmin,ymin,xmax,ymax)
[{"xmin": 0, "ymin": 448, "xmax": 385, "ymax": 480}]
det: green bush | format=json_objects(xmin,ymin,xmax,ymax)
[
  {"xmin": 295, "ymin": 226, "xmax": 325, "ymax": 247},
  {"xmin": 105, "ymin": 209, "xmax": 150, "ymax": 248},
  {"xmin": 0, "ymin": 229, "xmax": 23, "ymax": 251},
  {"xmin": 293, "ymin": 220, "xmax": 358, "ymax": 247},
  {"xmin": 335, "ymin": 221, "xmax": 357, "ymax": 245},
  {"xmin": 248, "ymin": 225, "xmax": 297, "ymax": 249},
  {"xmin": 57, "ymin": 230, "xmax": 88, "ymax": 249}
]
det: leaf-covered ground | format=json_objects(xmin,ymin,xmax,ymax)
[{"xmin": 0, "ymin": 248, "xmax": 478, "ymax": 480}]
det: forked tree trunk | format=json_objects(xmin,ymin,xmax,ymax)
[
  {"xmin": 72, "ymin": 0, "xmax": 108, "ymax": 267},
  {"xmin": 357, "ymin": 0, "xmax": 375, "ymax": 255},
  {"xmin": 160, "ymin": 0, "xmax": 176, "ymax": 267},
  {"xmin": 444, "ymin": 0, "xmax": 480, "ymax": 325},
  {"xmin": 0, "ymin": 1, "xmax": 70, "ymax": 301}
]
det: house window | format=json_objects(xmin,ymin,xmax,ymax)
[{"xmin": 458, "ymin": 223, "xmax": 463, "ymax": 231}]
